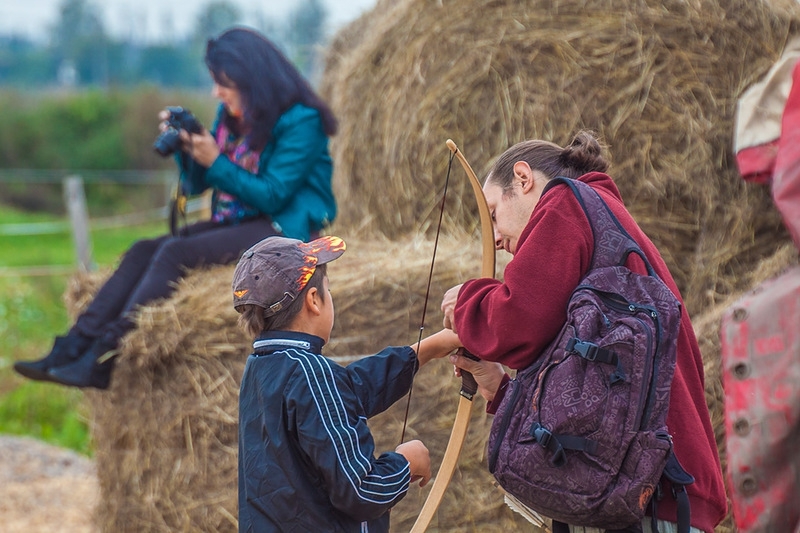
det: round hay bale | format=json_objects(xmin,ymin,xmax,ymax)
[{"xmin": 320, "ymin": 0, "xmax": 800, "ymax": 316}]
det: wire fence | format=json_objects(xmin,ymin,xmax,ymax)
[
  {"xmin": 0, "ymin": 169, "xmax": 172, "ymax": 184},
  {"xmin": 0, "ymin": 206, "xmax": 170, "ymax": 236},
  {"xmin": 0, "ymin": 170, "xmax": 206, "ymax": 277}
]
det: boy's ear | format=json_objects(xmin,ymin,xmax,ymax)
[{"xmin": 304, "ymin": 287, "xmax": 322, "ymax": 317}]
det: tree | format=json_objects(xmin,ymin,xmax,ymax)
[
  {"xmin": 285, "ymin": 0, "xmax": 329, "ymax": 80},
  {"xmin": 137, "ymin": 45, "xmax": 207, "ymax": 87},
  {"xmin": 50, "ymin": 0, "xmax": 110, "ymax": 86},
  {"xmin": 193, "ymin": 1, "xmax": 244, "ymax": 44},
  {"xmin": 0, "ymin": 36, "xmax": 56, "ymax": 86}
]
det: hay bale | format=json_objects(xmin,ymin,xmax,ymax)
[
  {"xmin": 320, "ymin": 0, "xmax": 800, "ymax": 316},
  {"xmin": 68, "ymin": 234, "xmax": 529, "ymax": 532}
]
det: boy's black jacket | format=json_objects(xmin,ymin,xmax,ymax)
[{"xmin": 238, "ymin": 330, "xmax": 418, "ymax": 532}]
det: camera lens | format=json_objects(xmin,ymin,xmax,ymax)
[{"xmin": 153, "ymin": 127, "xmax": 182, "ymax": 157}]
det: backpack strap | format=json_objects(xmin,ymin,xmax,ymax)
[
  {"xmin": 549, "ymin": 177, "xmax": 659, "ymax": 278},
  {"xmin": 566, "ymin": 337, "xmax": 627, "ymax": 384},
  {"xmin": 530, "ymin": 422, "xmax": 601, "ymax": 468},
  {"xmin": 660, "ymin": 451, "xmax": 695, "ymax": 533},
  {"xmin": 647, "ymin": 452, "xmax": 694, "ymax": 533},
  {"xmin": 552, "ymin": 521, "xmax": 570, "ymax": 533}
]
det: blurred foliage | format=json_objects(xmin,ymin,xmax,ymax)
[
  {"xmin": 2, "ymin": 91, "xmax": 128, "ymax": 169},
  {"xmin": 0, "ymin": 87, "xmax": 217, "ymax": 213},
  {"xmin": 287, "ymin": 0, "xmax": 329, "ymax": 81},
  {"xmin": 194, "ymin": 1, "xmax": 244, "ymax": 46},
  {"xmin": 0, "ymin": 0, "xmax": 331, "ymax": 88},
  {"xmin": 0, "ymin": 382, "xmax": 91, "ymax": 454},
  {"xmin": 0, "ymin": 88, "xmax": 217, "ymax": 171},
  {"xmin": 0, "ymin": 271, "xmax": 88, "ymax": 453},
  {"xmin": 0, "ymin": 37, "xmax": 56, "ymax": 86}
]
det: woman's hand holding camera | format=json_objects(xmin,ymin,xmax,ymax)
[
  {"xmin": 157, "ymin": 108, "xmax": 219, "ymax": 167},
  {"xmin": 180, "ymin": 129, "xmax": 220, "ymax": 168}
]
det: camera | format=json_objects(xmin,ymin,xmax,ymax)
[{"xmin": 153, "ymin": 106, "xmax": 204, "ymax": 157}]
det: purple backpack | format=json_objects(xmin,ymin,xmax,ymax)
[{"xmin": 487, "ymin": 178, "xmax": 694, "ymax": 532}]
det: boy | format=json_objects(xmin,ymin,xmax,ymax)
[{"xmin": 232, "ymin": 235, "xmax": 461, "ymax": 532}]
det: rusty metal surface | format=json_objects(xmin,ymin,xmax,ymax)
[{"xmin": 721, "ymin": 265, "xmax": 800, "ymax": 533}]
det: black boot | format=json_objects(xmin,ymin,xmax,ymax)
[
  {"xmin": 47, "ymin": 338, "xmax": 117, "ymax": 390},
  {"xmin": 13, "ymin": 331, "xmax": 94, "ymax": 383}
]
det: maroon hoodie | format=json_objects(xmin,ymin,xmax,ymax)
[{"xmin": 454, "ymin": 172, "xmax": 727, "ymax": 532}]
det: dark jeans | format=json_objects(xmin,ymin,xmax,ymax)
[{"xmin": 72, "ymin": 218, "xmax": 279, "ymax": 346}]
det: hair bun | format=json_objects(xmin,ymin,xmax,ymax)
[{"xmin": 560, "ymin": 131, "xmax": 609, "ymax": 174}]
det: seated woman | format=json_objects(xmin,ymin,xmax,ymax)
[{"xmin": 13, "ymin": 26, "xmax": 339, "ymax": 389}]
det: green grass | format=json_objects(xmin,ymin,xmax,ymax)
[
  {"xmin": 0, "ymin": 206, "xmax": 166, "ymax": 455},
  {"xmin": 0, "ymin": 382, "xmax": 91, "ymax": 454}
]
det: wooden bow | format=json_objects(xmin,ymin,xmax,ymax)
[{"xmin": 409, "ymin": 139, "xmax": 497, "ymax": 532}]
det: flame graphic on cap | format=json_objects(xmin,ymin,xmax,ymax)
[
  {"xmin": 296, "ymin": 236, "xmax": 345, "ymax": 289},
  {"xmin": 296, "ymin": 261, "xmax": 318, "ymax": 289},
  {"xmin": 298, "ymin": 236, "xmax": 345, "ymax": 255}
]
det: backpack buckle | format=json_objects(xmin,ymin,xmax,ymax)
[
  {"xmin": 531, "ymin": 423, "xmax": 568, "ymax": 467},
  {"xmin": 570, "ymin": 339, "xmax": 599, "ymax": 361},
  {"xmin": 531, "ymin": 423, "xmax": 552, "ymax": 447}
]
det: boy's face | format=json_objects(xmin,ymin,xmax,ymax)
[{"xmin": 318, "ymin": 275, "xmax": 335, "ymax": 343}]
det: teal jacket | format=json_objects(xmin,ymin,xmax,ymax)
[{"xmin": 178, "ymin": 103, "xmax": 336, "ymax": 241}]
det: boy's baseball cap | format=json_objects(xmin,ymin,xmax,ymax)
[{"xmin": 232, "ymin": 235, "xmax": 346, "ymax": 317}]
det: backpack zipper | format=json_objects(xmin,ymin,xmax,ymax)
[
  {"xmin": 591, "ymin": 290, "xmax": 659, "ymax": 430},
  {"xmin": 631, "ymin": 315, "xmax": 655, "ymax": 429},
  {"xmin": 639, "ymin": 309, "xmax": 662, "ymax": 428}
]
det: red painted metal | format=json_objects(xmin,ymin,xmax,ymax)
[{"xmin": 721, "ymin": 266, "xmax": 800, "ymax": 532}]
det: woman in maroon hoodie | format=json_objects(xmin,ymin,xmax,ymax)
[{"xmin": 441, "ymin": 131, "xmax": 727, "ymax": 533}]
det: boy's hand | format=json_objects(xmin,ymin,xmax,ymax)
[
  {"xmin": 414, "ymin": 328, "xmax": 461, "ymax": 367},
  {"xmin": 395, "ymin": 440, "xmax": 431, "ymax": 487}
]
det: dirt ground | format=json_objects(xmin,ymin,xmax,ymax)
[{"xmin": 0, "ymin": 435, "xmax": 98, "ymax": 533}]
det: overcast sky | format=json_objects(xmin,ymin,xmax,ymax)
[{"xmin": 0, "ymin": 0, "xmax": 378, "ymax": 43}]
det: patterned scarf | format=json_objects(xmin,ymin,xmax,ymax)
[{"xmin": 212, "ymin": 121, "xmax": 263, "ymax": 223}]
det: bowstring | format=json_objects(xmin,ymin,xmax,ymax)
[{"xmin": 399, "ymin": 150, "xmax": 455, "ymax": 444}]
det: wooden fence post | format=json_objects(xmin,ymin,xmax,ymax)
[{"xmin": 63, "ymin": 175, "xmax": 94, "ymax": 272}]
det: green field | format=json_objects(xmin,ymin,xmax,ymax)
[{"xmin": 0, "ymin": 206, "xmax": 165, "ymax": 455}]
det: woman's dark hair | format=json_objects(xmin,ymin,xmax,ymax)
[
  {"xmin": 487, "ymin": 131, "xmax": 609, "ymax": 193},
  {"xmin": 205, "ymin": 26, "xmax": 338, "ymax": 151},
  {"xmin": 237, "ymin": 264, "xmax": 327, "ymax": 337}
]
